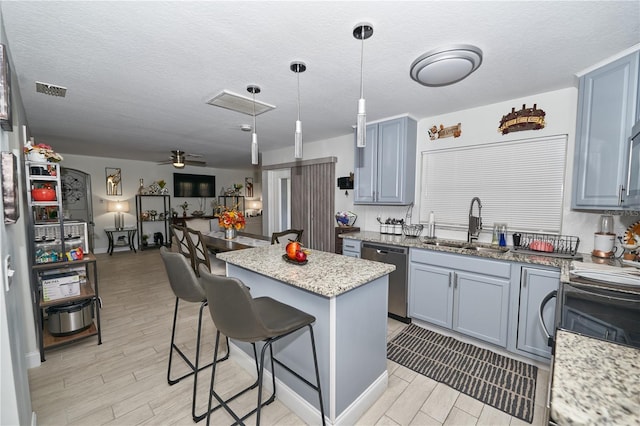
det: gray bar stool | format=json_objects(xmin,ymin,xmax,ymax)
[
  {"xmin": 198, "ymin": 265, "xmax": 325, "ymax": 426},
  {"xmin": 160, "ymin": 247, "xmax": 230, "ymax": 422},
  {"xmin": 270, "ymin": 229, "xmax": 303, "ymax": 245}
]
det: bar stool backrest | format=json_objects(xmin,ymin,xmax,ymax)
[
  {"xmin": 160, "ymin": 247, "xmax": 205, "ymax": 303},
  {"xmin": 185, "ymin": 227, "xmax": 211, "ymax": 275},
  {"xmin": 199, "ymin": 265, "xmax": 271, "ymax": 342},
  {"xmin": 271, "ymin": 229, "xmax": 304, "ymax": 245},
  {"xmin": 171, "ymin": 224, "xmax": 192, "ymax": 258}
]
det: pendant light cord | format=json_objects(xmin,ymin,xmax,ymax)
[{"xmin": 359, "ymin": 26, "xmax": 365, "ymax": 99}]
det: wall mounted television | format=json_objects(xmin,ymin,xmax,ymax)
[{"xmin": 173, "ymin": 173, "xmax": 216, "ymax": 198}]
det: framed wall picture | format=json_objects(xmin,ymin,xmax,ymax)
[
  {"xmin": 0, "ymin": 44, "xmax": 13, "ymax": 132},
  {"xmin": 105, "ymin": 167, "xmax": 122, "ymax": 196},
  {"xmin": 2, "ymin": 152, "xmax": 20, "ymax": 224},
  {"xmin": 245, "ymin": 177, "xmax": 254, "ymax": 197}
]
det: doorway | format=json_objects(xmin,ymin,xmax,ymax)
[
  {"xmin": 61, "ymin": 168, "xmax": 95, "ymax": 252},
  {"xmin": 265, "ymin": 169, "xmax": 291, "ymax": 236}
]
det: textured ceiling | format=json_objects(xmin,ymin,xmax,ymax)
[{"xmin": 1, "ymin": 1, "xmax": 639, "ymax": 168}]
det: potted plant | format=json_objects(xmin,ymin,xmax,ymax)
[
  {"xmin": 141, "ymin": 234, "xmax": 149, "ymax": 247},
  {"xmin": 180, "ymin": 202, "xmax": 189, "ymax": 217}
]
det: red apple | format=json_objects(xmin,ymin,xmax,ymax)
[
  {"xmin": 295, "ymin": 250, "xmax": 307, "ymax": 262},
  {"xmin": 286, "ymin": 241, "xmax": 301, "ymax": 259}
]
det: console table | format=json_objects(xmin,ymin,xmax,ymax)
[{"xmin": 105, "ymin": 227, "xmax": 137, "ymax": 255}]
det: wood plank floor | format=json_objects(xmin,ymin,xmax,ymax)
[{"xmin": 28, "ymin": 249, "xmax": 548, "ymax": 425}]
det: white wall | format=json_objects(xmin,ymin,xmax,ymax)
[
  {"xmin": 59, "ymin": 153, "xmax": 258, "ymax": 253},
  {"xmin": 1, "ymin": 14, "xmax": 35, "ymax": 424},
  {"xmin": 263, "ymin": 87, "xmax": 639, "ymax": 254}
]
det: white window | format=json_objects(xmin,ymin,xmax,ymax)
[{"xmin": 419, "ymin": 135, "xmax": 568, "ymax": 233}]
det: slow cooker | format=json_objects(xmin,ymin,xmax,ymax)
[{"xmin": 46, "ymin": 299, "xmax": 93, "ymax": 336}]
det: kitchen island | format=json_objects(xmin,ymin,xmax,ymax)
[
  {"xmin": 216, "ymin": 244, "xmax": 395, "ymax": 425},
  {"xmin": 550, "ymin": 329, "xmax": 640, "ymax": 424}
]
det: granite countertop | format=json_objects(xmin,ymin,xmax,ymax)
[
  {"xmin": 343, "ymin": 230, "xmax": 570, "ymax": 265},
  {"xmin": 217, "ymin": 244, "xmax": 395, "ymax": 298},
  {"xmin": 551, "ymin": 330, "xmax": 640, "ymax": 424}
]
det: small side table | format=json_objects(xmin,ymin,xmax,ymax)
[{"xmin": 105, "ymin": 227, "xmax": 137, "ymax": 255}]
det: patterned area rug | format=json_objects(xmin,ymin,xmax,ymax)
[{"xmin": 387, "ymin": 324, "xmax": 537, "ymax": 423}]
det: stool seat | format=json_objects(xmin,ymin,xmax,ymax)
[{"xmin": 253, "ymin": 297, "xmax": 315, "ymax": 340}]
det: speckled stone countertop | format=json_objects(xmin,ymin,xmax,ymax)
[
  {"xmin": 551, "ymin": 330, "xmax": 640, "ymax": 424},
  {"xmin": 343, "ymin": 230, "xmax": 571, "ymax": 266},
  {"xmin": 217, "ymin": 244, "xmax": 395, "ymax": 298}
]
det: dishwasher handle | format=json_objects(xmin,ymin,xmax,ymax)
[{"xmin": 361, "ymin": 242, "xmax": 408, "ymax": 255}]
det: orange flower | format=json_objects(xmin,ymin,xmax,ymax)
[{"xmin": 218, "ymin": 208, "xmax": 245, "ymax": 230}]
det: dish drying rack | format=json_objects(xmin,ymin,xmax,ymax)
[{"xmin": 512, "ymin": 232, "xmax": 580, "ymax": 258}]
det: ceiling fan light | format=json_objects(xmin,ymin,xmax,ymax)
[
  {"xmin": 173, "ymin": 152, "xmax": 185, "ymax": 168},
  {"xmin": 410, "ymin": 44, "xmax": 483, "ymax": 87}
]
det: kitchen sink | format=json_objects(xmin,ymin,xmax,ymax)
[
  {"xmin": 422, "ymin": 240, "xmax": 469, "ymax": 249},
  {"xmin": 463, "ymin": 246, "xmax": 509, "ymax": 254}
]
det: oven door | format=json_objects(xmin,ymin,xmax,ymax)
[{"xmin": 558, "ymin": 280, "xmax": 640, "ymax": 348}]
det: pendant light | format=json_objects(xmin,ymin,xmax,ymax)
[
  {"xmin": 247, "ymin": 85, "xmax": 261, "ymax": 165},
  {"xmin": 290, "ymin": 61, "xmax": 306, "ymax": 159},
  {"xmin": 353, "ymin": 23, "xmax": 373, "ymax": 148}
]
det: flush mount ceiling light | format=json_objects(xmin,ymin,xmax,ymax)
[
  {"xmin": 409, "ymin": 45, "xmax": 483, "ymax": 87},
  {"xmin": 206, "ymin": 89, "xmax": 275, "ymax": 116},
  {"xmin": 290, "ymin": 61, "xmax": 306, "ymax": 159},
  {"xmin": 354, "ymin": 23, "xmax": 373, "ymax": 148},
  {"xmin": 247, "ymin": 85, "xmax": 261, "ymax": 165}
]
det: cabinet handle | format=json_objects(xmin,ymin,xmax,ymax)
[
  {"xmin": 453, "ymin": 272, "xmax": 457, "ymax": 289},
  {"xmin": 618, "ymin": 185, "xmax": 625, "ymax": 206},
  {"xmin": 522, "ymin": 269, "xmax": 528, "ymax": 287},
  {"xmin": 448, "ymin": 273, "xmax": 452, "ymax": 287},
  {"xmin": 626, "ymin": 140, "xmax": 634, "ymax": 197}
]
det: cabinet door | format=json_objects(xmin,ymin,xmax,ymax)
[
  {"xmin": 376, "ymin": 118, "xmax": 405, "ymax": 204},
  {"xmin": 517, "ymin": 267, "xmax": 559, "ymax": 358},
  {"xmin": 625, "ymin": 125, "xmax": 640, "ymax": 206},
  {"xmin": 573, "ymin": 52, "xmax": 639, "ymax": 208},
  {"xmin": 354, "ymin": 124, "xmax": 378, "ymax": 203},
  {"xmin": 453, "ymin": 272, "xmax": 510, "ymax": 347},
  {"xmin": 409, "ymin": 263, "xmax": 453, "ymax": 328}
]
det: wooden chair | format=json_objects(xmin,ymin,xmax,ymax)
[
  {"xmin": 185, "ymin": 227, "xmax": 226, "ymax": 276},
  {"xmin": 270, "ymin": 229, "xmax": 304, "ymax": 245},
  {"xmin": 170, "ymin": 224, "xmax": 191, "ymax": 257}
]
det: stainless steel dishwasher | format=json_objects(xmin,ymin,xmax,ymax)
[{"xmin": 361, "ymin": 242, "xmax": 410, "ymax": 323}]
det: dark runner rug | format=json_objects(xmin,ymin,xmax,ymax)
[{"xmin": 387, "ymin": 324, "xmax": 537, "ymax": 423}]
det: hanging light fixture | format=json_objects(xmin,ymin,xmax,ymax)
[
  {"xmin": 247, "ymin": 85, "xmax": 261, "ymax": 165},
  {"xmin": 290, "ymin": 61, "xmax": 306, "ymax": 159},
  {"xmin": 353, "ymin": 23, "xmax": 373, "ymax": 148}
]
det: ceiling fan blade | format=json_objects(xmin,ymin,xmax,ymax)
[
  {"xmin": 185, "ymin": 159, "xmax": 207, "ymax": 166},
  {"xmin": 157, "ymin": 160, "xmax": 173, "ymax": 165}
]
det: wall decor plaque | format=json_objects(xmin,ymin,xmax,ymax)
[{"xmin": 499, "ymin": 104, "xmax": 546, "ymax": 134}]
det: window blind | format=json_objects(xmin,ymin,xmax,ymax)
[{"xmin": 419, "ymin": 135, "xmax": 568, "ymax": 233}]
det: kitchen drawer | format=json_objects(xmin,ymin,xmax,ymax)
[
  {"xmin": 342, "ymin": 239, "xmax": 361, "ymax": 253},
  {"xmin": 410, "ymin": 248, "xmax": 510, "ymax": 278}
]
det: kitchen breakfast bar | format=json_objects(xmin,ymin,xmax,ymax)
[{"xmin": 216, "ymin": 244, "xmax": 395, "ymax": 425}]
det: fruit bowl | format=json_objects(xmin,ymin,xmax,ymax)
[
  {"xmin": 31, "ymin": 188, "xmax": 56, "ymax": 201},
  {"xmin": 282, "ymin": 254, "xmax": 308, "ymax": 265}
]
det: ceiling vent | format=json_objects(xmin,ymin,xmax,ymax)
[
  {"xmin": 206, "ymin": 89, "xmax": 275, "ymax": 116},
  {"xmin": 35, "ymin": 81, "xmax": 67, "ymax": 97}
]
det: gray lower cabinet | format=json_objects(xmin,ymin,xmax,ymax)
[
  {"xmin": 342, "ymin": 238, "xmax": 361, "ymax": 258},
  {"xmin": 454, "ymin": 271, "xmax": 510, "ymax": 347},
  {"xmin": 516, "ymin": 266, "xmax": 559, "ymax": 359},
  {"xmin": 409, "ymin": 263, "xmax": 453, "ymax": 328},
  {"xmin": 572, "ymin": 50, "xmax": 640, "ymax": 209},
  {"xmin": 409, "ymin": 248, "xmax": 511, "ymax": 347}
]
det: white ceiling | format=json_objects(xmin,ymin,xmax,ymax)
[{"xmin": 1, "ymin": 1, "xmax": 639, "ymax": 169}]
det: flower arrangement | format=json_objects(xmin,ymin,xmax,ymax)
[
  {"xmin": 218, "ymin": 207, "xmax": 246, "ymax": 230},
  {"xmin": 23, "ymin": 141, "xmax": 63, "ymax": 162},
  {"xmin": 179, "ymin": 201, "xmax": 189, "ymax": 212}
]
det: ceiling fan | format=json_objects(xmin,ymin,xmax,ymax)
[{"xmin": 158, "ymin": 150, "xmax": 206, "ymax": 168}]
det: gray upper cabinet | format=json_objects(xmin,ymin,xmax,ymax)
[
  {"xmin": 354, "ymin": 116, "xmax": 417, "ymax": 205},
  {"xmin": 572, "ymin": 51, "xmax": 640, "ymax": 209}
]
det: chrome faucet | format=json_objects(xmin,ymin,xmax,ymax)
[{"xmin": 467, "ymin": 197, "xmax": 482, "ymax": 243}]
